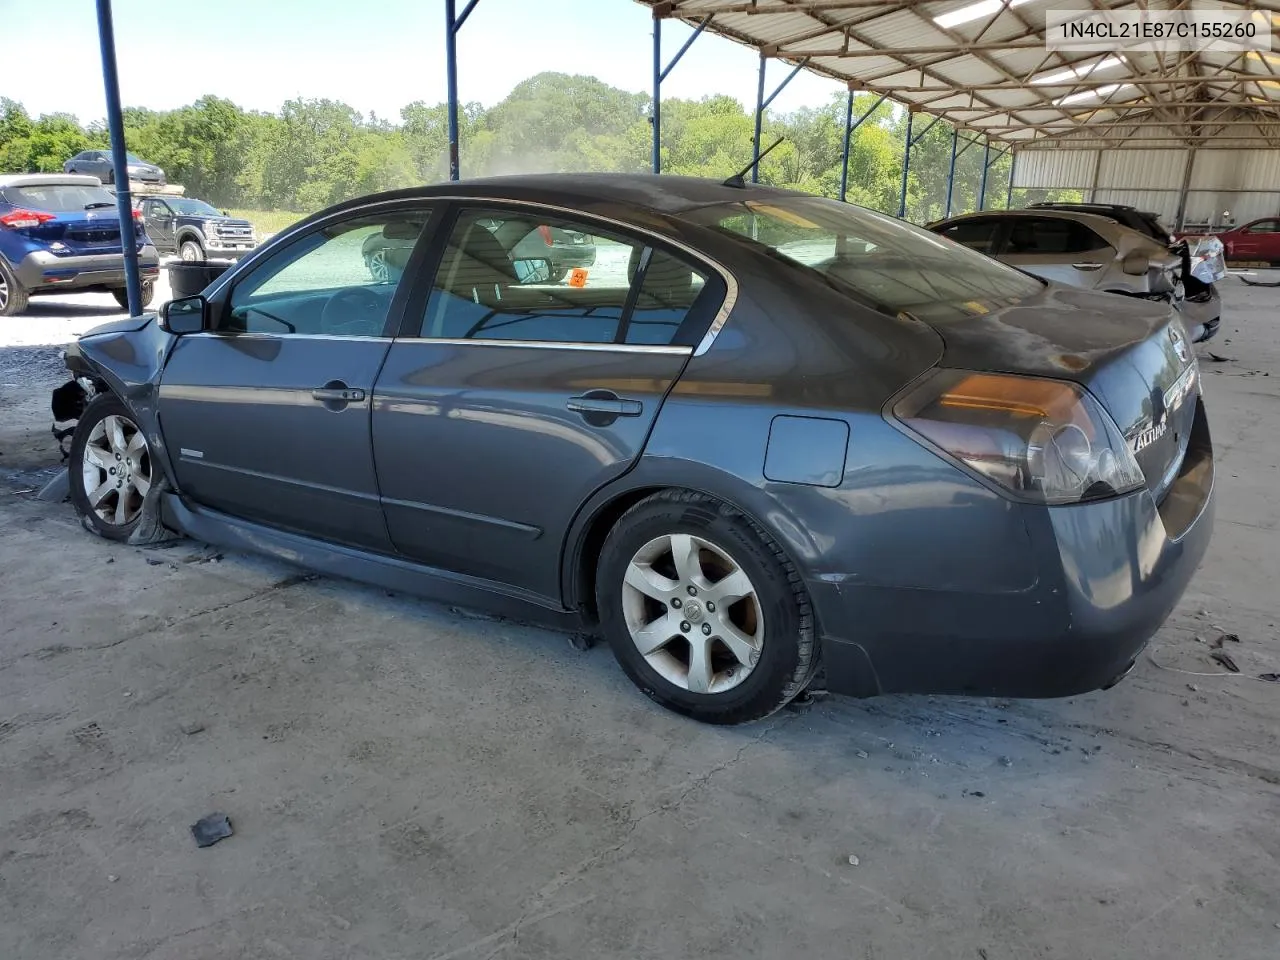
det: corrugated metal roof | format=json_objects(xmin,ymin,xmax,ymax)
[{"xmin": 638, "ymin": 0, "xmax": 1280, "ymax": 148}]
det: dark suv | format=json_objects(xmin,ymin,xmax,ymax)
[
  {"xmin": 136, "ymin": 196, "xmax": 255, "ymax": 262},
  {"xmin": 0, "ymin": 174, "xmax": 160, "ymax": 316}
]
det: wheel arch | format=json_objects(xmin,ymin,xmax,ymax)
[
  {"xmin": 560, "ymin": 463, "xmax": 823, "ymax": 628},
  {"xmin": 175, "ymin": 227, "xmax": 205, "ymax": 247}
]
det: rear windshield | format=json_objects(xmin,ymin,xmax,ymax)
[
  {"xmin": 2, "ymin": 183, "xmax": 117, "ymax": 212},
  {"xmin": 688, "ymin": 196, "xmax": 1044, "ymax": 321}
]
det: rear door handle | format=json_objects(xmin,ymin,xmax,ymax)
[
  {"xmin": 312, "ymin": 386, "xmax": 366, "ymax": 402},
  {"xmin": 566, "ymin": 392, "xmax": 643, "ymax": 418},
  {"xmin": 1072, "ymin": 262, "xmax": 1104, "ymax": 271}
]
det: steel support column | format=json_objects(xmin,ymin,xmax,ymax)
[
  {"xmin": 978, "ymin": 140, "xmax": 991, "ymax": 210},
  {"xmin": 95, "ymin": 0, "xmax": 141, "ymax": 315},
  {"xmin": 897, "ymin": 110, "xmax": 914, "ymax": 218},
  {"xmin": 444, "ymin": 0, "xmax": 480, "ymax": 181},
  {"xmin": 652, "ymin": 13, "xmax": 712, "ymax": 174},
  {"xmin": 839, "ymin": 91, "xmax": 887, "ymax": 202},
  {"xmin": 1006, "ymin": 150, "xmax": 1017, "ymax": 209},
  {"xmin": 944, "ymin": 125, "xmax": 959, "ymax": 218},
  {"xmin": 751, "ymin": 55, "xmax": 809, "ymax": 183}
]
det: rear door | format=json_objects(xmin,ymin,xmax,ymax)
[
  {"xmin": 157, "ymin": 203, "xmax": 435, "ymax": 551},
  {"xmin": 371, "ymin": 204, "xmax": 725, "ymax": 601},
  {"xmin": 996, "ymin": 216, "xmax": 1113, "ymax": 288}
]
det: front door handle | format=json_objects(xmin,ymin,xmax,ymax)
[
  {"xmin": 567, "ymin": 392, "xmax": 643, "ymax": 417},
  {"xmin": 312, "ymin": 387, "xmax": 366, "ymax": 402},
  {"xmin": 1072, "ymin": 262, "xmax": 1104, "ymax": 271}
]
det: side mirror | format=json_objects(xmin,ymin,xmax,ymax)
[
  {"xmin": 222, "ymin": 209, "xmax": 229, "ymax": 216},
  {"xmin": 159, "ymin": 295, "xmax": 208, "ymax": 335},
  {"xmin": 512, "ymin": 257, "xmax": 553, "ymax": 284}
]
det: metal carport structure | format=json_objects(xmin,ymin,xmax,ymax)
[{"xmin": 96, "ymin": 0, "xmax": 1280, "ymax": 312}]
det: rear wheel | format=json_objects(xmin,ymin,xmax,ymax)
[
  {"xmin": 179, "ymin": 239, "xmax": 204, "ymax": 262},
  {"xmin": 596, "ymin": 490, "xmax": 818, "ymax": 724},
  {"xmin": 0, "ymin": 258, "xmax": 30, "ymax": 316},
  {"xmin": 110, "ymin": 280, "xmax": 155, "ymax": 312}
]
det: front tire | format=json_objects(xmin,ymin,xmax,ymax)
[
  {"xmin": 179, "ymin": 239, "xmax": 204, "ymax": 262},
  {"xmin": 110, "ymin": 280, "xmax": 155, "ymax": 312},
  {"xmin": 0, "ymin": 258, "xmax": 30, "ymax": 316},
  {"xmin": 596, "ymin": 490, "xmax": 818, "ymax": 724},
  {"xmin": 69, "ymin": 395, "xmax": 162, "ymax": 543}
]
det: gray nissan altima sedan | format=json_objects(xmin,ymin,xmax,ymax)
[{"xmin": 53, "ymin": 174, "xmax": 1214, "ymax": 724}]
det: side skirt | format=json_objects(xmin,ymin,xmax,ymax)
[{"xmin": 161, "ymin": 493, "xmax": 584, "ymax": 631}]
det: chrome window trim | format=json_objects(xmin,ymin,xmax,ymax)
[
  {"xmin": 202, "ymin": 194, "xmax": 738, "ymax": 356},
  {"xmin": 182, "ymin": 331, "xmax": 690, "ymax": 354}
]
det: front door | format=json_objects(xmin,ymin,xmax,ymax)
[
  {"xmin": 158, "ymin": 205, "xmax": 434, "ymax": 551},
  {"xmin": 1228, "ymin": 219, "xmax": 1280, "ymax": 261},
  {"xmin": 142, "ymin": 198, "xmax": 175, "ymax": 250},
  {"xmin": 371, "ymin": 205, "xmax": 725, "ymax": 601},
  {"xmin": 997, "ymin": 216, "xmax": 1114, "ymax": 289}
]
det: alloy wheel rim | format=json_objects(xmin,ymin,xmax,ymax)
[
  {"xmin": 81, "ymin": 414, "xmax": 152, "ymax": 526},
  {"xmin": 621, "ymin": 533, "xmax": 764, "ymax": 695},
  {"xmin": 368, "ymin": 250, "xmax": 390, "ymax": 282},
  {"xmin": 0, "ymin": 274, "xmax": 8, "ymax": 310},
  {"xmin": 181, "ymin": 244, "xmax": 198, "ymax": 261}
]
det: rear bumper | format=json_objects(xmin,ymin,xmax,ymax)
[
  {"xmin": 15, "ymin": 247, "xmax": 161, "ymax": 291},
  {"xmin": 815, "ymin": 400, "xmax": 1215, "ymax": 700}
]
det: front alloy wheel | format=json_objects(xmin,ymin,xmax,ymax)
[{"xmin": 69, "ymin": 395, "xmax": 164, "ymax": 542}]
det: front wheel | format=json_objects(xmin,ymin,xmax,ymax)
[
  {"xmin": 179, "ymin": 239, "xmax": 204, "ymax": 262},
  {"xmin": 111, "ymin": 280, "xmax": 155, "ymax": 312},
  {"xmin": 69, "ymin": 394, "xmax": 164, "ymax": 543},
  {"xmin": 595, "ymin": 490, "xmax": 818, "ymax": 724}
]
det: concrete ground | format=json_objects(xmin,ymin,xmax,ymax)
[{"xmin": 1, "ymin": 277, "xmax": 1278, "ymax": 960}]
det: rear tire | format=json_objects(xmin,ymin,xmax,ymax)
[
  {"xmin": 0, "ymin": 258, "xmax": 30, "ymax": 317},
  {"xmin": 595, "ymin": 490, "xmax": 819, "ymax": 724},
  {"xmin": 179, "ymin": 239, "xmax": 204, "ymax": 262},
  {"xmin": 111, "ymin": 281, "xmax": 155, "ymax": 312}
]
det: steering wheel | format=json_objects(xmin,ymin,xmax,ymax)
[{"xmin": 320, "ymin": 286, "xmax": 387, "ymax": 336}]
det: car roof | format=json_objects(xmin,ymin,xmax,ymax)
[
  {"xmin": 326, "ymin": 173, "xmax": 815, "ymax": 218},
  {"xmin": 933, "ymin": 208, "xmax": 1124, "ymax": 229},
  {"xmin": 0, "ymin": 173, "xmax": 107, "ymax": 188}
]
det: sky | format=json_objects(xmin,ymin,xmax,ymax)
[{"xmin": 1, "ymin": 0, "xmax": 844, "ymax": 124}]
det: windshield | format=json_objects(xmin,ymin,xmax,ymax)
[
  {"xmin": 2, "ymin": 183, "xmax": 117, "ymax": 212},
  {"xmin": 166, "ymin": 198, "xmax": 221, "ymax": 216},
  {"xmin": 125, "ymin": 153, "xmax": 145, "ymax": 163},
  {"xmin": 688, "ymin": 196, "xmax": 1044, "ymax": 322}
]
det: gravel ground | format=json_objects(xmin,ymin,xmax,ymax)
[{"xmin": 0, "ymin": 279, "xmax": 1278, "ymax": 960}]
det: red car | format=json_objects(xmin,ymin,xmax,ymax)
[{"xmin": 1217, "ymin": 217, "xmax": 1280, "ymax": 264}]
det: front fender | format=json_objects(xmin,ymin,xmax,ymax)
[{"xmin": 70, "ymin": 317, "xmax": 182, "ymax": 489}]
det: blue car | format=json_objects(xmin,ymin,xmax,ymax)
[{"xmin": 0, "ymin": 174, "xmax": 160, "ymax": 316}]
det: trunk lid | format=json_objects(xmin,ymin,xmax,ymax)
[{"xmin": 926, "ymin": 283, "xmax": 1199, "ymax": 502}]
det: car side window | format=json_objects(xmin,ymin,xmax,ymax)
[
  {"xmin": 418, "ymin": 208, "xmax": 713, "ymax": 347},
  {"xmin": 223, "ymin": 209, "xmax": 429, "ymax": 337},
  {"xmin": 1005, "ymin": 218, "xmax": 1108, "ymax": 255},
  {"xmin": 1246, "ymin": 220, "xmax": 1280, "ymax": 234},
  {"xmin": 938, "ymin": 219, "xmax": 1001, "ymax": 254}
]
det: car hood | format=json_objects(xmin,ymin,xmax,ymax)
[{"xmin": 925, "ymin": 282, "xmax": 1199, "ymax": 502}]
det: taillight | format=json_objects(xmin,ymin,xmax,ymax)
[
  {"xmin": 0, "ymin": 209, "xmax": 56, "ymax": 229},
  {"xmin": 537, "ymin": 224, "xmax": 553, "ymax": 246}
]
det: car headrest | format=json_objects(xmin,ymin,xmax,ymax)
[{"xmin": 452, "ymin": 223, "xmax": 517, "ymax": 282}]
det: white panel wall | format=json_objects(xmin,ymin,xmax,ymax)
[
  {"xmin": 1015, "ymin": 146, "xmax": 1280, "ymax": 226},
  {"xmin": 1014, "ymin": 150, "xmax": 1098, "ymax": 188},
  {"xmin": 1097, "ymin": 151, "xmax": 1187, "ymax": 190}
]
